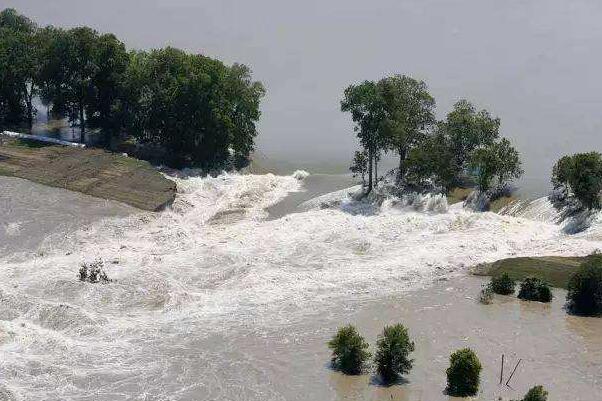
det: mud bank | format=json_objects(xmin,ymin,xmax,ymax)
[{"xmin": 0, "ymin": 137, "xmax": 175, "ymax": 211}]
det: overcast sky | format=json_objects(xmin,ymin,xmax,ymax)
[{"xmin": 4, "ymin": 0, "xmax": 602, "ymax": 187}]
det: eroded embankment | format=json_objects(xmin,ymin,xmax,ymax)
[{"xmin": 0, "ymin": 137, "xmax": 175, "ymax": 211}]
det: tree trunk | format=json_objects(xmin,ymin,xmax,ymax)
[
  {"xmin": 374, "ymin": 156, "xmax": 378, "ymax": 185},
  {"xmin": 25, "ymin": 83, "xmax": 34, "ymax": 133},
  {"xmin": 397, "ymin": 145, "xmax": 406, "ymax": 184},
  {"xmin": 79, "ymin": 103, "xmax": 85, "ymax": 143},
  {"xmin": 367, "ymin": 148, "xmax": 373, "ymax": 194}
]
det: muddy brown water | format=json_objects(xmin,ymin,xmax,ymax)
[{"xmin": 209, "ymin": 276, "xmax": 601, "ymax": 401}]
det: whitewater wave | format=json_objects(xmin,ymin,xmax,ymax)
[{"xmin": 1, "ymin": 172, "xmax": 602, "ymax": 399}]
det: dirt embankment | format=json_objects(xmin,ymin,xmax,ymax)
[{"xmin": 0, "ymin": 137, "xmax": 176, "ymax": 211}]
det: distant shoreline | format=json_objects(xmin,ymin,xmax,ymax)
[{"xmin": 0, "ymin": 137, "xmax": 176, "ymax": 211}]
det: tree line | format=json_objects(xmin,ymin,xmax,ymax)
[
  {"xmin": 0, "ymin": 8, "xmax": 265, "ymax": 168},
  {"xmin": 342, "ymin": 75, "xmax": 523, "ymax": 194}
]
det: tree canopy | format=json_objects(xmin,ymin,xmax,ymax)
[
  {"xmin": 551, "ymin": 152, "xmax": 602, "ymax": 210},
  {"xmin": 0, "ymin": 8, "xmax": 264, "ymax": 169}
]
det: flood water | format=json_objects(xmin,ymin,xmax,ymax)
[{"xmin": 1, "ymin": 171, "xmax": 601, "ymax": 400}]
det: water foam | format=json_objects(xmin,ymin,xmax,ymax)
[{"xmin": 1, "ymin": 172, "xmax": 602, "ymax": 399}]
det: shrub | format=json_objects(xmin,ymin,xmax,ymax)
[
  {"xmin": 78, "ymin": 259, "xmax": 111, "ymax": 284},
  {"xmin": 490, "ymin": 272, "xmax": 516, "ymax": 295},
  {"xmin": 446, "ymin": 348, "xmax": 481, "ymax": 397},
  {"xmin": 567, "ymin": 255, "xmax": 602, "ymax": 315},
  {"xmin": 479, "ymin": 284, "xmax": 494, "ymax": 304},
  {"xmin": 374, "ymin": 324, "xmax": 415, "ymax": 383},
  {"xmin": 518, "ymin": 277, "xmax": 552, "ymax": 303},
  {"xmin": 519, "ymin": 385, "xmax": 548, "ymax": 401},
  {"xmin": 327, "ymin": 325, "xmax": 371, "ymax": 374}
]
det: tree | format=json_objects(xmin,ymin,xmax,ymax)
[
  {"xmin": 377, "ymin": 75, "xmax": 436, "ymax": 183},
  {"xmin": 518, "ymin": 277, "xmax": 553, "ymax": 303},
  {"xmin": 405, "ymin": 131, "xmax": 456, "ymax": 191},
  {"xmin": 567, "ymin": 255, "xmax": 602, "ymax": 315},
  {"xmin": 327, "ymin": 325, "xmax": 371, "ymax": 374},
  {"xmin": 373, "ymin": 324, "xmax": 415, "ymax": 383},
  {"xmin": 61, "ymin": 27, "xmax": 100, "ymax": 142},
  {"xmin": 341, "ymin": 81, "xmax": 385, "ymax": 193},
  {"xmin": 123, "ymin": 47, "xmax": 264, "ymax": 168},
  {"xmin": 350, "ymin": 150, "xmax": 368, "ymax": 186},
  {"xmin": 446, "ymin": 348, "xmax": 482, "ymax": 397},
  {"xmin": 489, "ymin": 272, "xmax": 516, "ymax": 295},
  {"xmin": 86, "ymin": 33, "xmax": 129, "ymax": 145},
  {"xmin": 440, "ymin": 99, "xmax": 500, "ymax": 177},
  {"xmin": 468, "ymin": 138, "xmax": 522, "ymax": 191},
  {"xmin": 551, "ymin": 152, "xmax": 602, "ymax": 210},
  {"xmin": 0, "ymin": 8, "xmax": 39, "ymax": 131},
  {"xmin": 518, "ymin": 385, "xmax": 548, "ymax": 401},
  {"xmin": 224, "ymin": 63, "xmax": 265, "ymax": 168}
]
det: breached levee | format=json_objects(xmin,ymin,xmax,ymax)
[{"xmin": 1, "ymin": 171, "xmax": 602, "ymax": 400}]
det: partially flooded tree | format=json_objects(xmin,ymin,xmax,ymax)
[
  {"xmin": 551, "ymin": 152, "xmax": 602, "ymax": 210},
  {"xmin": 350, "ymin": 150, "xmax": 368, "ymax": 186},
  {"xmin": 341, "ymin": 81, "xmax": 385, "ymax": 193}
]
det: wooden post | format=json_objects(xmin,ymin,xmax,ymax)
[
  {"xmin": 505, "ymin": 359, "xmax": 522, "ymax": 387},
  {"xmin": 499, "ymin": 354, "xmax": 504, "ymax": 385}
]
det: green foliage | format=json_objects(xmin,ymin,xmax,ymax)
[
  {"xmin": 490, "ymin": 272, "xmax": 516, "ymax": 295},
  {"xmin": 519, "ymin": 385, "xmax": 548, "ymax": 401},
  {"xmin": 327, "ymin": 325, "xmax": 371, "ymax": 375},
  {"xmin": 123, "ymin": 48, "xmax": 264, "ymax": 168},
  {"xmin": 567, "ymin": 255, "xmax": 602, "ymax": 315},
  {"xmin": 374, "ymin": 324, "xmax": 415, "ymax": 383},
  {"xmin": 479, "ymin": 284, "xmax": 494, "ymax": 304},
  {"xmin": 405, "ymin": 131, "xmax": 456, "ymax": 190},
  {"xmin": 0, "ymin": 8, "xmax": 264, "ymax": 170},
  {"xmin": 468, "ymin": 138, "xmax": 523, "ymax": 191},
  {"xmin": 350, "ymin": 150, "xmax": 368, "ymax": 185},
  {"xmin": 446, "ymin": 348, "xmax": 482, "ymax": 397},
  {"xmin": 377, "ymin": 75, "xmax": 436, "ymax": 181},
  {"xmin": 518, "ymin": 277, "xmax": 553, "ymax": 303},
  {"xmin": 441, "ymin": 100, "xmax": 500, "ymax": 169},
  {"xmin": 551, "ymin": 152, "xmax": 602, "ymax": 210}
]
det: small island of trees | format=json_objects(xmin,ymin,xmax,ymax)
[
  {"xmin": 341, "ymin": 75, "xmax": 523, "ymax": 201},
  {"xmin": 0, "ymin": 8, "xmax": 265, "ymax": 169}
]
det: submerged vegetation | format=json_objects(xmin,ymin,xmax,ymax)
[
  {"xmin": 373, "ymin": 324, "xmax": 415, "ymax": 383},
  {"xmin": 327, "ymin": 325, "xmax": 371, "ymax": 374},
  {"xmin": 78, "ymin": 259, "xmax": 111, "ymax": 284},
  {"xmin": 566, "ymin": 254, "xmax": 602, "ymax": 315},
  {"xmin": 517, "ymin": 277, "xmax": 553, "ymax": 303},
  {"xmin": 341, "ymin": 76, "xmax": 523, "ymax": 200},
  {"xmin": 551, "ymin": 152, "xmax": 602, "ymax": 211},
  {"xmin": 445, "ymin": 348, "xmax": 482, "ymax": 397},
  {"xmin": 490, "ymin": 272, "xmax": 516, "ymax": 295},
  {"xmin": 0, "ymin": 8, "xmax": 264, "ymax": 169}
]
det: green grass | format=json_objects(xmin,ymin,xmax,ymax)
[{"xmin": 472, "ymin": 255, "xmax": 594, "ymax": 289}]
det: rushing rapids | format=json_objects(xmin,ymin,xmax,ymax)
[{"xmin": 1, "ymin": 172, "xmax": 602, "ymax": 400}]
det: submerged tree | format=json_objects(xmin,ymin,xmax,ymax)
[{"xmin": 551, "ymin": 152, "xmax": 602, "ymax": 210}]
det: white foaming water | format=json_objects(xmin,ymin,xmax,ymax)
[{"xmin": 1, "ymin": 172, "xmax": 602, "ymax": 400}]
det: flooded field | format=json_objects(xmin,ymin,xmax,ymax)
[{"xmin": 0, "ymin": 172, "xmax": 601, "ymax": 400}]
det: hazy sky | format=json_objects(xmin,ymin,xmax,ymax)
[{"xmin": 4, "ymin": 0, "xmax": 602, "ymax": 187}]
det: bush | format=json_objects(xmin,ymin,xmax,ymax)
[
  {"xmin": 490, "ymin": 272, "xmax": 516, "ymax": 295},
  {"xmin": 479, "ymin": 284, "xmax": 494, "ymax": 304},
  {"xmin": 327, "ymin": 325, "xmax": 371, "ymax": 374},
  {"xmin": 567, "ymin": 256, "xmax": 602, "ymax": 315},
  {"xmin": 78, "ymin": 259, "xmax": 111, "ymax": 283},
  {"xmin": 446, "ymin": 348, "xmax": 481, "ymax": 397},
  {"xmin": 518, "ymin": 277, "xmax": 552, "ymax": 303},
  {"xmin": 519, "ymin": 385, "xmax": 548, "ymax": 401},
  {"xmin": 374, "ymin": 324, "xmax": 415, "ymax": 383}
]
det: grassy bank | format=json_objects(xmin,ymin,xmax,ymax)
[
  {"xmin": 472, "ymin": 255, "xmax": 594, "ymax": 289},
  {"xmin": 0, "ymin": 137, "xmax": 176, "ymax": 211}
]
